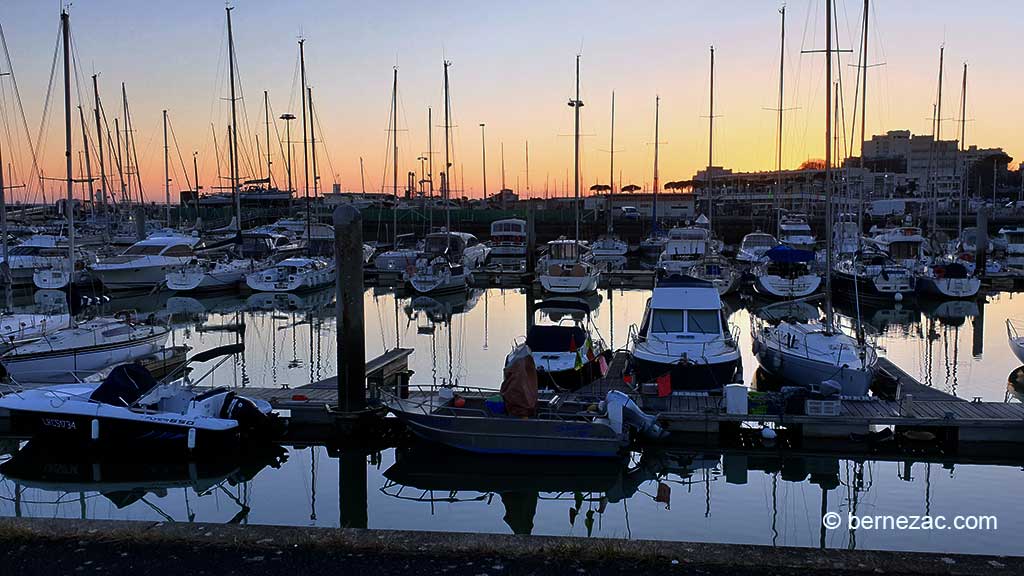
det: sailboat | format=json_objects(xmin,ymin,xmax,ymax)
[
  {"xmin": 752, "ymin": 0, "xmax": 877, "ymax": 396},
  {"xmin": 591, "ymin": 91, "xmax": 627, "ymax": 261},
  {"xmin": 537, "ymin": 56, "xmax": 600, "ymax": 295},
  {"xmin": 407, "ymin": 62, "xmax": 474, "ymax": 295},
  {"xmin": 638, "ymin": 95, "xmax": 667, "ymax": 261}
]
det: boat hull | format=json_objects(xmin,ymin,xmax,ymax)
[
  {"xmin": 539, "ymin": 273, "xmax": 599, "ymax": 294},
  {"xmin": 392, "ymin": 410, "xmax": 624, "ymax": 457},
  {"xmin": 631, "ymin": 356, "xmax": 740, "ymax": 390},
  {"xmin": 753, "ymin": 273, "xmax": 821, "ymax": 299},
  {"xmin": 832, "ymin": 269, "xmax": 913, "ymax": 302},
  {"xmin": 753, "ymin": 338, "xmax": 873, "ymax": 396},
  {"xmin": 92, "ymin": 264, "xmax": 184, "ymax": 290},
  {"xmin": 1, "ymin": 330, "xmax": 168, "ymax": 383},
  {"xmin": 915, "ymin": 276, "xmax": 981, "ymax": 299}
]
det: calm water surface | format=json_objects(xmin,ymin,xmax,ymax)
[{"xmin": 1, "ymin": 285, "xmax": 1022, "ymax": 555}]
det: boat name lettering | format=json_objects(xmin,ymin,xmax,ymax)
[{"xmin": 41, "ymin": 418, "xmax": 76, "ymax": 430}]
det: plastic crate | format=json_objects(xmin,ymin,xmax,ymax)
[{"xmin": 805, "ymin": 399, "xmax": 841, "ymax": 417}]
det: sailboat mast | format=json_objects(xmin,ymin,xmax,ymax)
[
  {"xmin": 443, "ymin": 61, "xmax": 452, "ymax": 241},
  {"xmin": 931, "ymin": 45, "xmax": 944, "ymax": 234},
  {"xmin": 824, "ymin": 0, "xmax": 834, "ymax": 330},
  {"xmin": 300, "ymin": 39, "xmax": 310, "ymax": 246},
  {"xmin": 163, "ymin": 109, "xmax": 169, "ymax": 226},
  {"xmin": 62, "ymin": 10, "xmax": 74, "ymax": 271},
  {"xmin": 427, "ymin": 107, "xmax": 433, "ymax": 229},
  {"xmin": 653, "ymin": 95, "xmax": 660, "ymax": 217},
  {"xmin": 608, "ymin": 90, "xmax": 615, "ymax": 235},
  {"xmin": 264, "ymin": 90, "xmax": 272, "ymax": 186},
  {"xmin": 391, "ymin": 67, "xmax": 398, "ymax": 245},
  {"xmin": 958, "ymin": 63, "xmax": 967, "ymax": 236},
  {"xmin": 79, "ymin": 106, "xmax": 94, "ymax": 217},
  {"xmin": 500, "ymin": 142, "xmax": 506, "ymax": 191},
  {"xmin": 92, "ymin": 74, "xmax": 106, "ymax": 216},
  {"xmin": 776, "ymin": 7, "xmax": 785, "ymax": 207},
  {"xmin": 570, "ymin": 55, "xmax": 582, "ymax": 250},
  {"xmin": 309, "ymin": 87, "xmax": 318, "ymax": 200},
  {"xmin": 708, "ymin": 45, "xmax": 715, "ymax": 231},
  {"xmin": 857, "ymin": 0, "xmax": 869, "ymax": 260},
  {"xmin": 226, "ymin": 7, "xmax": 241, "ymax": 234}
]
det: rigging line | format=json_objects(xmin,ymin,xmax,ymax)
[
  {"xmin": 166, "ymin": 113, "xmax": 194, "ymax": 192},
  {"xmin": 30, "ymin": 23, "xmax": 63, "ymax": 203},
  {"xmin": 832, "ymin": 0, "xmax": 851, "ymax": 163},
  {"xmin": 0, "ymin": 19, "xmax": 47, "ymax": 201}
]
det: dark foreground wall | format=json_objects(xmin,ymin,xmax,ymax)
[{"xmin": 0, "ymin": 518, "xmax": 1019, "ymax": 576}]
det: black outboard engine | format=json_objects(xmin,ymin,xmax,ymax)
[{"xmin": 221, "ymin": 393, "xmax": 283, "ymax": 439}]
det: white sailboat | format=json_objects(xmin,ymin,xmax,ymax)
[
  {"xmin": 752, "ymin": 0, "xmax": 877, "ymax": 397},
  {"xmin": 736, "ymin": 232, "xmax": 779, "ymax": 266},
  {"xmin": 592, "ymin": 91, "xmax": 628, "ymax": 260},
  {"xmin": 537, "ymin": 55, "xmax": 599, "ymax": 295},
  {"xmin": 752, "ymin": 245, "xmax": 821, "ymax": 299}
]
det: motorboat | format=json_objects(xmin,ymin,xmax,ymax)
[
  {"xmin": 90, "ymin": 233, "xmax": 200, "ymax": 290},
  {"xmin": 514, "ymin": 298, "xmax": 607, "ymax": 391},
  {"xmin": 868, "ymin": 225, "xmax": 927, "ymax": 272},
  {"xmin": 489, "ymin": 218, "xmax": 528, "ymax": 259},
  {"xmin": 0, "ymin": 317, "xmax": 169, "ymax": 383},
  {"xmin": 751, "ymin": 311, "xmax": 877, "ymax": 397},
  {"xmin": 405, "ymin": 232, "xmax": 477, "ymax": 294},
  {"xmin": 373, "ymin": 233, "xmax": 422, "ymax": 274},
  {"xmin": 999, "ymin": 226, "xmax": 1024, "ymax": 266},
  {"xmin": 244, "ymin": 256, "xmax": 335, "ymax": 293},
  {"xmin": 537, "ymin": 239, "xmax": 600, "ymax": 294},
  {"xmin": 1008, "ymin": 319, "xmax": 1024, "ymax": 365},
  {"xmin": 777, "ymin": 214, "xmax": 816, "ymax": 251},
  {"xmin": 832, "ymin": 248, "xmax": 914, "ymax": 302},
  {"xmin": 382, "ymin": 383, "xmax": 662, "ymax": 458},
  {"xmin": 629, "ymin": 274, "xmax": 741, "ymax": 390},
  {"xmin": 832, "ymin": 218, "xmax": 861, "ymax": 257},
  {"xmin": 0, "ymin": 345, "xmax": 283, "ymax": 452},
  {"xmin": 656, "ymin": 227, "xmax": 709, "ymax": 276},
  {"xmin": 736, "ymin": 232, "xmax": 779, "ymax": 266},
  {"xmin": 752, "ymin": 245, "xmax": 821, "ymax": 299},
  {"xmin": 915, "ymin": 261, "xmax": 981, "ymax": 299},
  {"xmin": 689, "ymin": 254, "xmax": 740, "ymax": 296},
  {"xmin": 591, "ymin": 235, "xmax": 628, "ymax": 259},
  {"xmin": 166, "ymin": 256, "xmax": 257, "ymax": 292},
  {"xmin": 1, "ymin": 235, "xmax": 95, "ymax": 286}
]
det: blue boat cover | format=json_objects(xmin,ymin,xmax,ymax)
[
  {"xmin": 90, "ymin": 364, "xmax": 159, "ymax": 406},
  {"xmin": 765, "ymin": 245, "xmax": 815, "ymax": 263}
]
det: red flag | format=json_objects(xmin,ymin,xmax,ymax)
[
  {"xmin": 656, "ymin": 482, "xmax": 671, "ymax": 508},
  {"xmin": 569, "ymin": 334, "xmax": 577, "ymax": 353},
  {"xmin": 656, "ymin": 372, "xmax": 672, "ymax": 397}
]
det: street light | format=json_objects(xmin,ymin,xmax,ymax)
[{"xmin": 280, "ymin": 113, "xmax": 296, "ymax": 193}]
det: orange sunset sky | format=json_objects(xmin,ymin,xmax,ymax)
[{"xmin": 1, "ymin": 1, "xmax": 1022, "ymax": 204}]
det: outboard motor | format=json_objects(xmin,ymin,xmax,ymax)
[
  {"xmin": 222, "ymin": 394, "xmax": 283, "ymax": 439},
  {"xmin": 605, "ymin": 390, "xmax": 667, "ymax": 441}
]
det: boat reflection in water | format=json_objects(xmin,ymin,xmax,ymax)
[{"xmin": 0, "ymin": 440, "xmax": 287, "ymax": 523}]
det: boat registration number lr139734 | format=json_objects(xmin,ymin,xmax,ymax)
[{"xmin": 41, "ymin": 417, "xmax": 77, "ymax": 430}]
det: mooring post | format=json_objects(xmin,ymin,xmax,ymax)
[
  {"xmin": 526, "ymin": 203, "xmax": 537, "ymax": 277},
  {"xmin": 135, "ymin": 205, "xmax": 146, "ymax": 241},
  {"xmin": 973, "ymin": 293, "xmax": 985, "ymax": 357},
  {"xmin": 334, "ymin": 205, "xmax": 366, "ymax": 412}
]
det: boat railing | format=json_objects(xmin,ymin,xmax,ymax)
[{"xmin": 629, "ymin": 322, "xmax": 738, "ymax": 360}]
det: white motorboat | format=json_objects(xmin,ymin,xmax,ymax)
[
  {"xmin": 166, "ymin": 257, "xmax": 257, "ymax": 292},
  {"xmin": 537, "ymin": 239, "xmax": 600, "ymax": 294},
  {"xmin": 513, "ymin": 298, "xmax": 607, "ymax": 391},
  {"xmin": 868, "ymin": 225, "xmax": 927, "ymax": 272},
  {"xmin": 489, "ymin": 218, "xmax": 528, "ymax": 259},
  {"xmin": 0, "ymin": 317, "xmax": 169, "ymax": 383},
  {"xmin": 832, "ymin": 248, "xmax": 915, "ymax": 302},
  {"xmin": 1, "ymin": 235, "xmax": 95, "ymax": 286},
  {"xmin": 405, "ymin": 232, "xmax": 480, "ymax": 294},
  {"xmin": 736, "ymin": 232, "xmax": 779, "ymax": 265},
  {"xmin": 915, "ymin": 261, "xmax": 981, "ymax": 299},
  {"xmin": 245, "ymin": 256, "xmax": 335, "ymax": 293},
  {"xmin": 629, "ymin": 274, "xmax": 741, "ymax": 390},
  {"xmin": 0, "ymin": 345, "xmax": 282, "ymax": 452},
  {"xmin": 591, "ymin": 235, "xmax": 628, "ymax": 258},
  {"xmin": 751, "ymin": 314, "xmax": 877, "ymax": 396},
  {"xmin": 690, "ymin": 255, "xmax": 740, "ymax": 296},
  {"xmin": 1007, "ymin": 319, "xmax": 1024, "ymax": 365},
  {"xmin": 90, "ymin": 233, "xmax": 200, "ymax": 290},
  {"xmin": 656, "ymin": 227, "xmax": 709, "ymax": 276},
  {"xmin": 373, "ymin": 233, "xmax": 422, "ymax": 274},
  {"xmin": 752, "ymin": 245, "xmax": 821, "ymax": 299},
  {"xmin": 777, "ymin": 214, "xmax": 816, "ymax": 251},
  {"xmin": 999, "ymin": 226, "xmax": 1024, "ymax": 266}
]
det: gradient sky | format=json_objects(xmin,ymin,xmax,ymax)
[{"xmin": 2, "ymin": 1, "xmax": 1022, "ymax": 203}]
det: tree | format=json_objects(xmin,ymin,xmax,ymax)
[
  {"xmin": 799, "ymin": 158, "xmax": 826, "ymax": 170},
  {"xmin": 589, "ymin": 184, "xmax": 611, "ymax": 192},
  {"xmin": 622, "ymin": 184, "xmax": 641, "ymax": 193}
]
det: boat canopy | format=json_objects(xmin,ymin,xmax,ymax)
[
  {"xmin": 650, "ymin": 275, "xmax": 720, "ymax": 311},
  {"xmin": 764, "ymin": 245, "xmax": 815, "ymax": 263},
  {"xmin": 89, "ymin": 364, "xmax": 159, "ymax": 406}
]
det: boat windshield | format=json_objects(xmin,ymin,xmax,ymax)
[
  {"xmin": 687, "ymin": 310, "xmax": 720, "ymax": 334},
  {"xmin": 650, "ymin": 309, "xmax": 684, "ymax": 333},
  {"xmin": 123, "ymin": 245, "xmax": 167, "ymax": 256},
  {"xmin": 743, "ymin": 235, "xmax": 776, "ymax": 248},
  {"xmin": 8, "ymin": 245, "xmax": 42, "ymax": 256},
  {"xmin": 549, "ymin": 243, "xmax": 581, "ymax": 260},
  {"xmin": 649, "ymin": 309, "xmax": 720, "ymax": 334},
  {"xmin": 887, "ymin": 241, "xmax": 920, "ymax": 260}
]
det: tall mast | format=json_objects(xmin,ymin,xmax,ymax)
[
  {"xmin": 78, "ymin": 106, "xmax": 94, "ymax": 217},
  {"xmin": 427, "ymin": 107, "xmax": 433, "ymax": 229},
  {"xmin": 608, "ymin": 90, "xmax": 615, "ymax": 235},
  {"xmin": 776, "ymin": 7, "xmax": 785, "ymax": 208},
  {"xmin": 300, "ymin": 39, "xmax": 310, "ymax": 246},
  {"xmin": 391, "ymin": 67, "xmax": 398, "ymax": 245},
  {"xmin": 91, "ymin": 74, "xmax": 106, "ymax": 216},
  {"xmin": 123, "ymin": 84, "xmax": 144, "ymax": 205},
  {"xmin": 824, "ymin": 0, "xmax": 834, "ymax": 331},
  {"xmin": 653, "ymin": 95, "xmax": 660, "ymax": 229},
  {"xmin": 114, "ymin": 117, "xmax": 125, "ymax": 205},
  {"xmin": 707, "ymin": 45, "xmax": 715, "ymax": 231},
  {"xmin": 500, "ymin": 142, "xmax": 506, "ymax": 191},
  {"xmin": 264, "ymin": 90, "xmax": 271, "ymax": 186},
  {"xmin": 479, "ymin": 123, "xmax": 486, "ymax": 201},
  {"xmin": 958, "ymin": 63, "xmax": 967, "ymax": 236},
  {"xmin": 569, "ymin": 54, "xmax": 583, "ymax": 251},
  {"xmin": 62, "ymin": 11, "xmax": 74, "ymax": 272},
  {"xmin": 856, "ymin": 0, "xmax": 869, "ymax": 262},
  {"xmin": 525, "ymin": 140, "xmax": 529, "ymax": 195},
  {"xmin": 226, "ymin": 7, "xmax": 241, "ymax": 234},
  {"xmin": 121, "ymin": 84, "xmax": 131, "ymax": 204},
  {"xmin": 931, "ymin": 45, "xmax": 944, "ymax": 234},
  {"xmin": 442, "ymin": 61, "xmax": 452, "ymax": 244},
  {"xmin": 309, "ymin": 87, "xmax": 318, "ymax": 202},
  {"xmin": 163, "ymin": 109, "xmax": 169, "ymax": 226}
]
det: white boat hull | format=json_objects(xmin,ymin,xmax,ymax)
[
  {"xmin": 754, "ymin": 273, "xmax": 821, "ymax": 299},
  {"xmin": 915, "ymin": 276, "xmax": 981, "ymax": 299},
  {"xmin": 92, "ymin": 263, "xmax": 188, "ymax": 290},
  {"xmin": 1, "ymin": 329, "xmax": 169, "ymax": 383},
  {"xmin": 245, "ymin": 264, "xmax": 335, "ymax": 293},
  {"xmin": 539, "ymin": 272, "xmax": 599, "ymax": 294}
]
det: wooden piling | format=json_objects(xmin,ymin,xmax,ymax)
[{"xmin": 334, "ymin": 205, "xmax": 366, "ymax": 412}]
